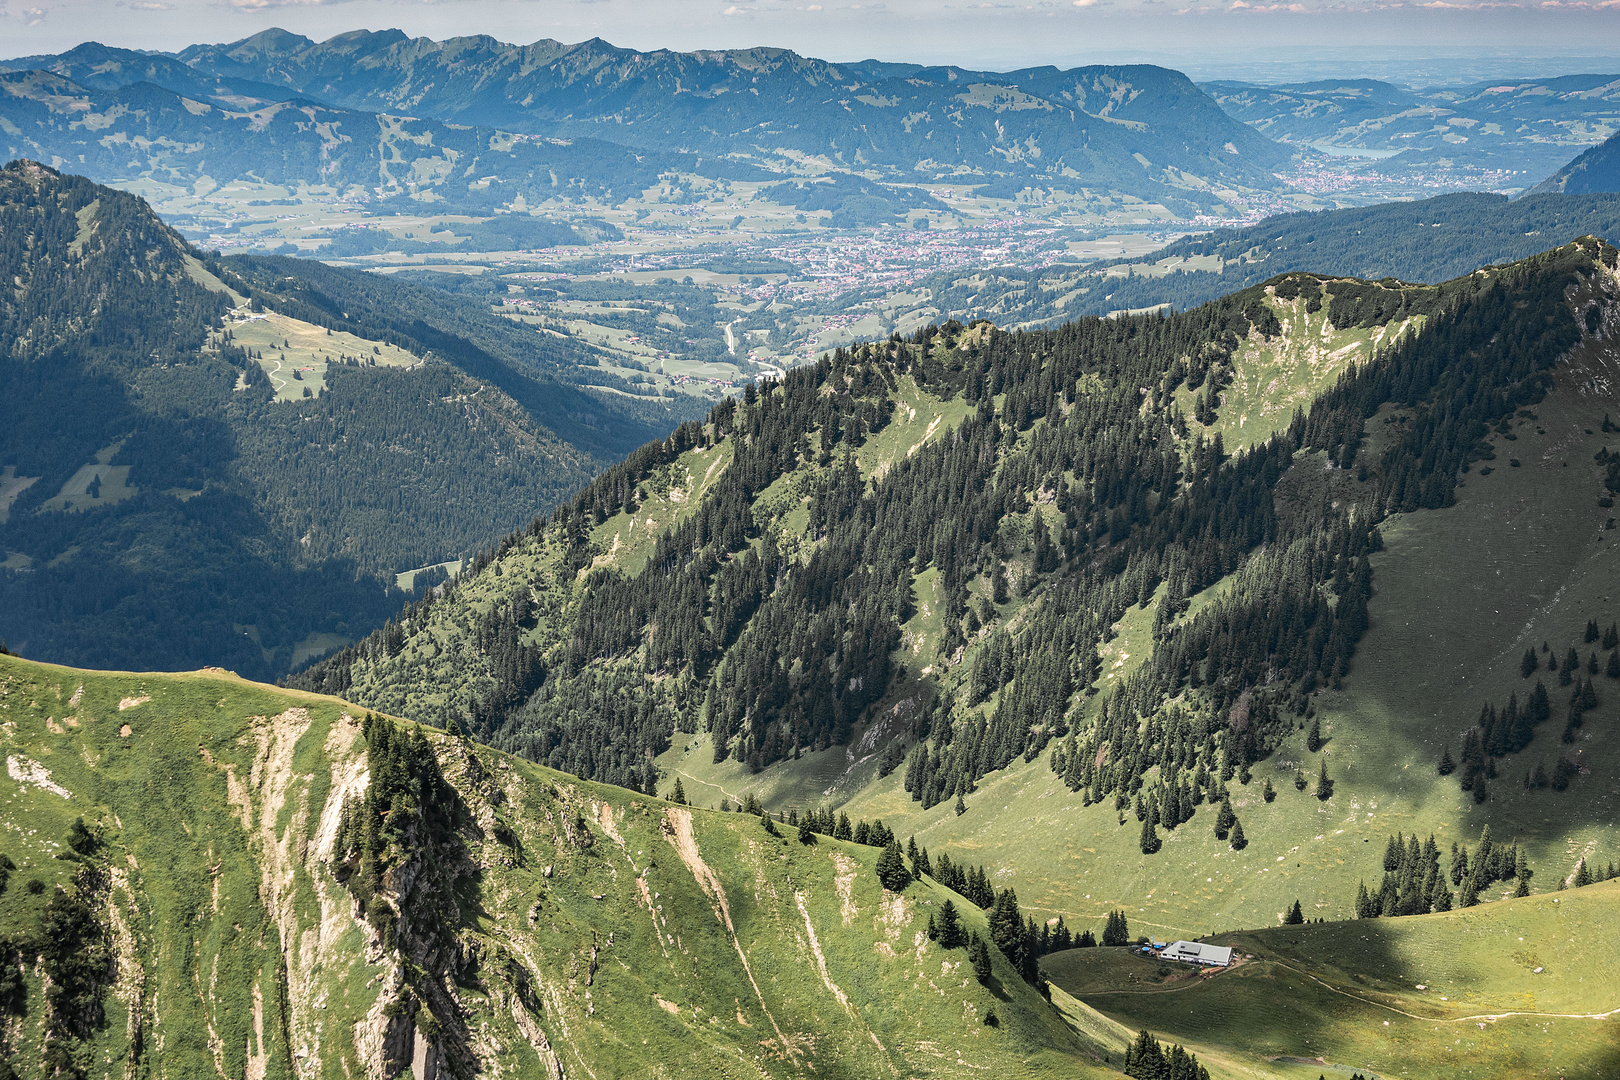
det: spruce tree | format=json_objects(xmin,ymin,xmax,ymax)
[
  {"xmin": 1521, "ymin": 648, "xmax": 1539, "ymax": 677},
  {"xmin": 969, "ymin": 933, "xmax": 993, "ymax": 982},
  {"xmin": 1285, "ymin": 900, "xmax": 1304, "ymax": 925},
  {"xmin": 797, "ymin": 818, "xmax": 816, "ymax": 844},
  {"xmin": 1306, "ymin": 717, "xmax": 1322, "ymax": 753},
  {"xmin": 1608, "ymin": 651, "xmax": 1620, "ymax": 679},
  {"xmin": 989, "ymin": 888, "xmax": 1026, "ymax": 965},
  {"xmin": 1139, "ymin": 818, "xmax": 1162, "ymax": 855},
  {"xmin": 1262, "ymin": 777, "xmax": 1276, "ymax": 802},
  {"xmin": 670, "ymin": 778, "xmax": 687, "ymax": 805},
  {"xmin": 1315, "ymin": 760, "xmax": 1334, "ymax": 801},
  {"xmin": 937, "ymin": 899, "xmax": 966, "ymax": 949},
  {"xmin": 1230, "ymin": 819, "xmax": 1247, "ymax": 851},
  {"xmin": 1102, "ymin": 910, "xmax": 1129, "ymax": 947},
  {"xmin": 1214, "ymin": 798, "xmax": 1236, "ymax": 840},
  {"xmin": 876, "ymin": 841, "xmax": 913, "ymax": 892},
  {"xmin": 1437, "ymin": 747, "xmax": 1455, "ymax": 776}
]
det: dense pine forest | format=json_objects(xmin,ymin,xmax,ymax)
[{"xmin": 293, "ymin": 237, "xmax": 1614, "ymax": 820}]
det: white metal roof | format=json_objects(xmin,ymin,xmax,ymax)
[{"xmin": 1162, "ymin": 940, "xmax": 1233, "ymax": 965}]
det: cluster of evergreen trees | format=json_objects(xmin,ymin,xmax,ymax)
[
  {"xmin": 1353, "ymin": 827, "xmax": 1531, "ymax": 917},
  {"xmin": 1122, "ymin": 1029, "xmax": 1211, "ymax": 1080},
  {"xmin": 1442, "ymin": 619, "xmax": 1612, "ymax": 800},
  {"xmin": 332, "ymin": 714, "xmax": 458, "ymax": 943},
  {"xmin": 0, "ymin": 818, "xmax": 114, "ymax": 1078}
]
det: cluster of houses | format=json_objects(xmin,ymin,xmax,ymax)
[{"xmin": 1138, "ymin": 939, "xmax": 1234, "ymax": 968}]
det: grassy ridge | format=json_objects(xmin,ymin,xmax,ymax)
[{"xmin": 0, "ymin": 653, "xmax": 1105, "ymax": 1078}]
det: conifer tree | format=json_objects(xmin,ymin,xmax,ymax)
[
  {"xmin": 989, "ymin": 888, "xmax": 1025, "ymax": 968},
  {"xmin": 1285, "ymin": 900, "xmax": 1304, "ymax": 925},
  {"xmin": 797, "ymin": 818, "xmax": 815, "ymax": 844},
  {"xmin": 1262, "ymin": 777, "xmax": 1276, "ymax": 802},
  {"xmin": 1214, "ymin": 797, "xmax": 1236, "ymax": 840},
  {"xmin": 1522, "ymin": 648, "xmax": 1539, "ymax": 678},
  {"xmin": 1437, "ymin": 746, "xmax": 1455, "ymax": 775},
  {"xmin": 1102, "ymin": 910, "xmax": 1129, "ymax": 947},
  {"xmin": 670, "ymin": 778, "xmax": 687, "ymax": 805},
  {"xmin": 969, "ymin": 933, "xmax": 993, "ymax": 982},
  {"xmin": 937, "ymin": 899, "xmax": 966, "ymax": 949},
  {"xmin": 876, "ymin": 841, "xmax": 913, "ymax": 892},
  {"xmin": 1230, "ymin": 819, "xmax": 1247, "ymax": 851},
  {"xmin": 1306, "ymin": 717, "xmax": 1322, "ymax": 752},
  {"xmin": 1139, "ymin": 818, "xmax": 1162, "ymax": 855},
  {"xmin": 1315, "ymin": 760, "xmax": 1334, "ymax": 800}
]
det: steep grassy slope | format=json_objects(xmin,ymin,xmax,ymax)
[
  {"xmin": 0, "ymin": 652, "xmax": 1104, "ymax": 1079},
  {"xmin": 1045, "ymin": 881, "xmax": 1620, "ymax": 1078}
]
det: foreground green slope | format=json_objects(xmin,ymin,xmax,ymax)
[
  {"xmin": 1046, "ymin": 881, "xmax": 1620, "ymax": 1078},
  {"xmin": 0, "ymin": 652, "xmax": 1104, "ymax": 1079}
]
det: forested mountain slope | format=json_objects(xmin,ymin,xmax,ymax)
[
  {"xmin": 1532, "ymin": 129, "xmax": 1620, "ymax": 195},
  {"xmin": 6, "ymin": 33, "xmax": 1290, "ymax": 208},
  {"xmin": 0, "ymin": 652, "xmax": 1109, "ymax": 1079},
  {"xmin": 0, "ymin": 162, "xmax": 684, "ymax": 678},
  {"xmin": 865, "ymin": 190, "xmax": 1620, "ymax": 329},
  {"xmin": 295, "ymin": 236, "xmax": 1620, "ymax": 938}
]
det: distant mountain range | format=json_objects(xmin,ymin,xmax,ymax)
[
  {"xmin": 1202, "ymin": 75, "xmax": 1620, "ymax": 184},
  {"xmin": 0, "ymin": 34, "xmax": 1290, "ymax": 211}
]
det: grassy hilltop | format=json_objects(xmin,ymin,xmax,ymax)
[{"xmin": 0, "ymin": 653, "xmax": 1104, "ymax": 1079}]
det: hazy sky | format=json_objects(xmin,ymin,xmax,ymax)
[{"xmin": 1, "ymin": 0, "xmax": 1616, "ymax": 79}]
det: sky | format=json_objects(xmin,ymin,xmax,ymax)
[{"xmin": 0, "ymin": 0, "xmax": 1617, "ymax": 81}]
